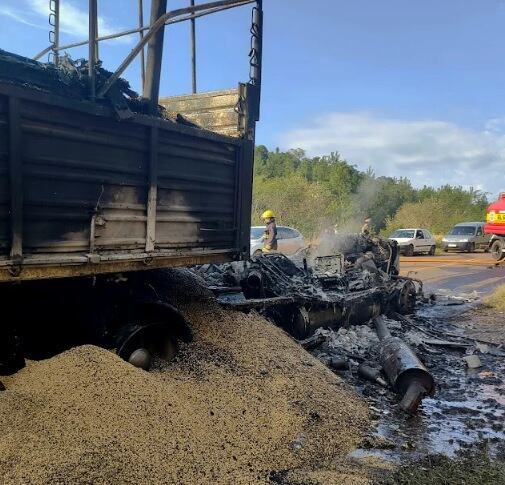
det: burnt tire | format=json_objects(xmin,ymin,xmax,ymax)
[
  {"xmin": 491, "ymin": 240, "xmax": 505, "ymax": 261},
  {"xmin": 405, "ymin": 244, "xmax": 414, "ymax": 257},
  {"xmin": 395, "ymin": 280, "xmax": 417, "ymax": 315},
  {"xmin": 429, "ymin": 245, "xmax": 436, "ymax": 256}
]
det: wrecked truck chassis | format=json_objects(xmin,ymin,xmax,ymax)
[
  {"xmin": 225, "ymin": 285, "xmax": 410, "ymax": 340},
  {"xmin": 218, "ymin": 253, "xmax": 417, "ymax": 339}
]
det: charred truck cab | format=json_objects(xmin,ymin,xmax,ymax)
[
  {"xmin": 0, "ymin": 0, "xmax": 263, "ymax": 378},
  {"xmin": 234, "ymin": 235, "xmax": 415, "ymax": 340}
]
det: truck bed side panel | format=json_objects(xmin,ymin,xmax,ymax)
[{"xmin": 0, "ymin": 84, "xmax": 252, "ymax": 281}]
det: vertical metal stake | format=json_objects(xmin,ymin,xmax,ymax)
[
  {"xmin": 145, "ymin": 127, "xmax": 159, "ymax": 252},
  {"xmin": 138, "ymin": 0, "xmax": 146, "ymax": 89},
  {"xmin": 49, "ymin": 0, "xmax": 60, "ymax": 65},
  {"xmin": 8, "ymin": 98, "xmax": 23, "ymax": 260},
  {"xmin": 94, "ymin": 4, "xmax": 99, "ymax": 61},
  {"xmin": 190, "ymin": 0, "xmax": 197, "ymax": 93},
  {"xmin": 89, "ymin": 0, "xmax": 98, "ymax": 101},
  {"xmin": 143, "ymin": 0, "xmax": 168, "ymax": 113}
]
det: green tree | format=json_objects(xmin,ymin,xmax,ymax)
[
  {"xmin": 252, "ymin": 174, "xmax": 338, "ymax": 238},
  {"xmin": 383, "ymin": 188, "xmax": 488, "ymax": 237},
  {"xmin": 252, "ymin": 146, "xmax": 488, "ymax": 241}
]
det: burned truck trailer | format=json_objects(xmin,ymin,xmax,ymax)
[
  {"xmin": 0, "ymin": 0, "xmax": 263, "ymax": 376},
  {"xmin": 0, "ymin": 82, "xmax": 254, "ymax": 279}
]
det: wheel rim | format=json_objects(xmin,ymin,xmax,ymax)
[{"xmin": 128, "ymin": 348, "xmax": 152, "ymax": 370}]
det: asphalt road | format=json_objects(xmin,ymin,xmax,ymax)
[{"xmin": 399, "ymin": 252, "xmax": 505, "ymax": 295}]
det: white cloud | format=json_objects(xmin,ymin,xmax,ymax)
[
  {"xmin": 0, "ymin": 0, "xmax": 129, "ymax": 43},
  {"xmin": 0, "ymin": 5, "xmax": 44, "ymax": 29},
  {"xmin": 28, "ymin": 0, "xmax": 123, "ymax": 39},
  {"xmin": 279, "ymin": 112, "xmax": 505, "ymax": 198},
  {"xmin": 484, "ymin": 117, "xmax": 505, "ymax": 134}
]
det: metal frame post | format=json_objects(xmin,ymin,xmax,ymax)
[
  {"xmin": 144, "ymin": 0, "xmax": 168, "ymax": 113},
  {"xmin": 190, "ymin": 0, "xmax": 197, "ymax": 93},
  {"xmin": 49, "ymin": 0, "xmax": 60, "ymax": 65},
  {"xmin": 246, "ymin": 0, "xmax": 262, "ymax": 123},
  {"xmin": 145, "ymin": 126, "xmax": 159, "ymax": 252},
  {"xmin": 138, "ymin": 0, "xmax": 146, "ymax": 88},
  {"xmin": 250, "ymin": 0, "xmax": 263, "ymax": 89},
  {"xmin": 94, "ymin": 5, "xmax": 100, "ymax": 61},
  {"xmin": 89, "ymin": 0, "xmax": 98, "ymax": 101}
]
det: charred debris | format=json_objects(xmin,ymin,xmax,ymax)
[
  {"xmin": 193, "ymin": 234, "xmax": 417, "ymax": 339},
  {"xmin": 0, "ymin": 49, "xmax": 192, "ymax": 122},
  {"xmin": 194, "ymin": 235, "xmax": 505, "ymax": 422},
  {"xmin": 192, "ymin": 234, "xmax": 439, "ymax": 413}
]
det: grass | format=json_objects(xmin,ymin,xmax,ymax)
[
  {"xmin": 483, "ymin": 284, "xmax": 505, "ymax": 311},
  {"xmin": 376, "ymin": 444, "xmax": 505, "ymax": 485}
]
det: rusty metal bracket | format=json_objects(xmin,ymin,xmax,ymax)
[{"xmin": 7, "ymin": 256, "xmax": 23, "ymax": 278}]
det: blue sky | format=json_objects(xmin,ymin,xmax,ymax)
[{"xmin": 1, "ymin": 0, "xmax": 505, "ymax": 197}]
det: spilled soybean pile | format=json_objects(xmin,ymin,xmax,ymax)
[{"xmin": 0, "ymin": 270, "xmax": 374, "ymax": 485}]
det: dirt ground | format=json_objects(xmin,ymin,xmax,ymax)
[
  {"xmin": 399, "ymin": 252, "xmax": 505, "ymax": 345},
  {"xmin": 399, "ymin": 252, "xmax": 505, "ymax": 295},
  {"xmin": 0, "ymin": 269, "xmax": 386, "ymax": 485},
  {"xmin": 457, "ymin": 305, "xmax": 505, "ymax": 346}
]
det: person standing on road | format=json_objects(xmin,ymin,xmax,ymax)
[
  {"xmin": 261, "ymin": 209, "xmax": 278, "ymax": 253},
  {"xmin": 361, "ymin": 217, "xmax": 372, "ymax": 236}
]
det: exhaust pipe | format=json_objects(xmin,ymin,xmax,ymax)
[{"xmin": 374, "ymin": 316, "xmax": 435, "ymax": 413}]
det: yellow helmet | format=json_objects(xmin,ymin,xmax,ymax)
[{"xmin": 261, "ymin": 209, "xmax": 275, "ymax": 220}]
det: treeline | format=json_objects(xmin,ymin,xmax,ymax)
[{"xmin": 252, "ymin": 146, "xmax": 488, "ymax": 238}]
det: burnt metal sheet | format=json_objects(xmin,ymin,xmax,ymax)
[{"xmin": 0, "ymin": 81, "xmax": 253, "ymax": 280}]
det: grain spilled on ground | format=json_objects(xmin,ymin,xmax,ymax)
[{"xmin": 0, "ymin": 269, "xmax": 374, "ymax": 484}]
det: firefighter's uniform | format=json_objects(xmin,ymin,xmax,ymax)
[{"xmin": 261, "ymin": 210, "xmax": 278, "ymax": 253}]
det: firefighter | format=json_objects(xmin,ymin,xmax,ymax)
[
  {"xmin": 261, "ymin": 209, "xmax": 278, "ymax": 253},
  {"xmin": 361, "ymin": 217, "xmax": 372, "ymax": 236}
]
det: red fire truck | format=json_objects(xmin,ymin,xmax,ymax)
[{"xmin": 484, "ymin": 192, "xmax": 505, "ymax": 260}]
